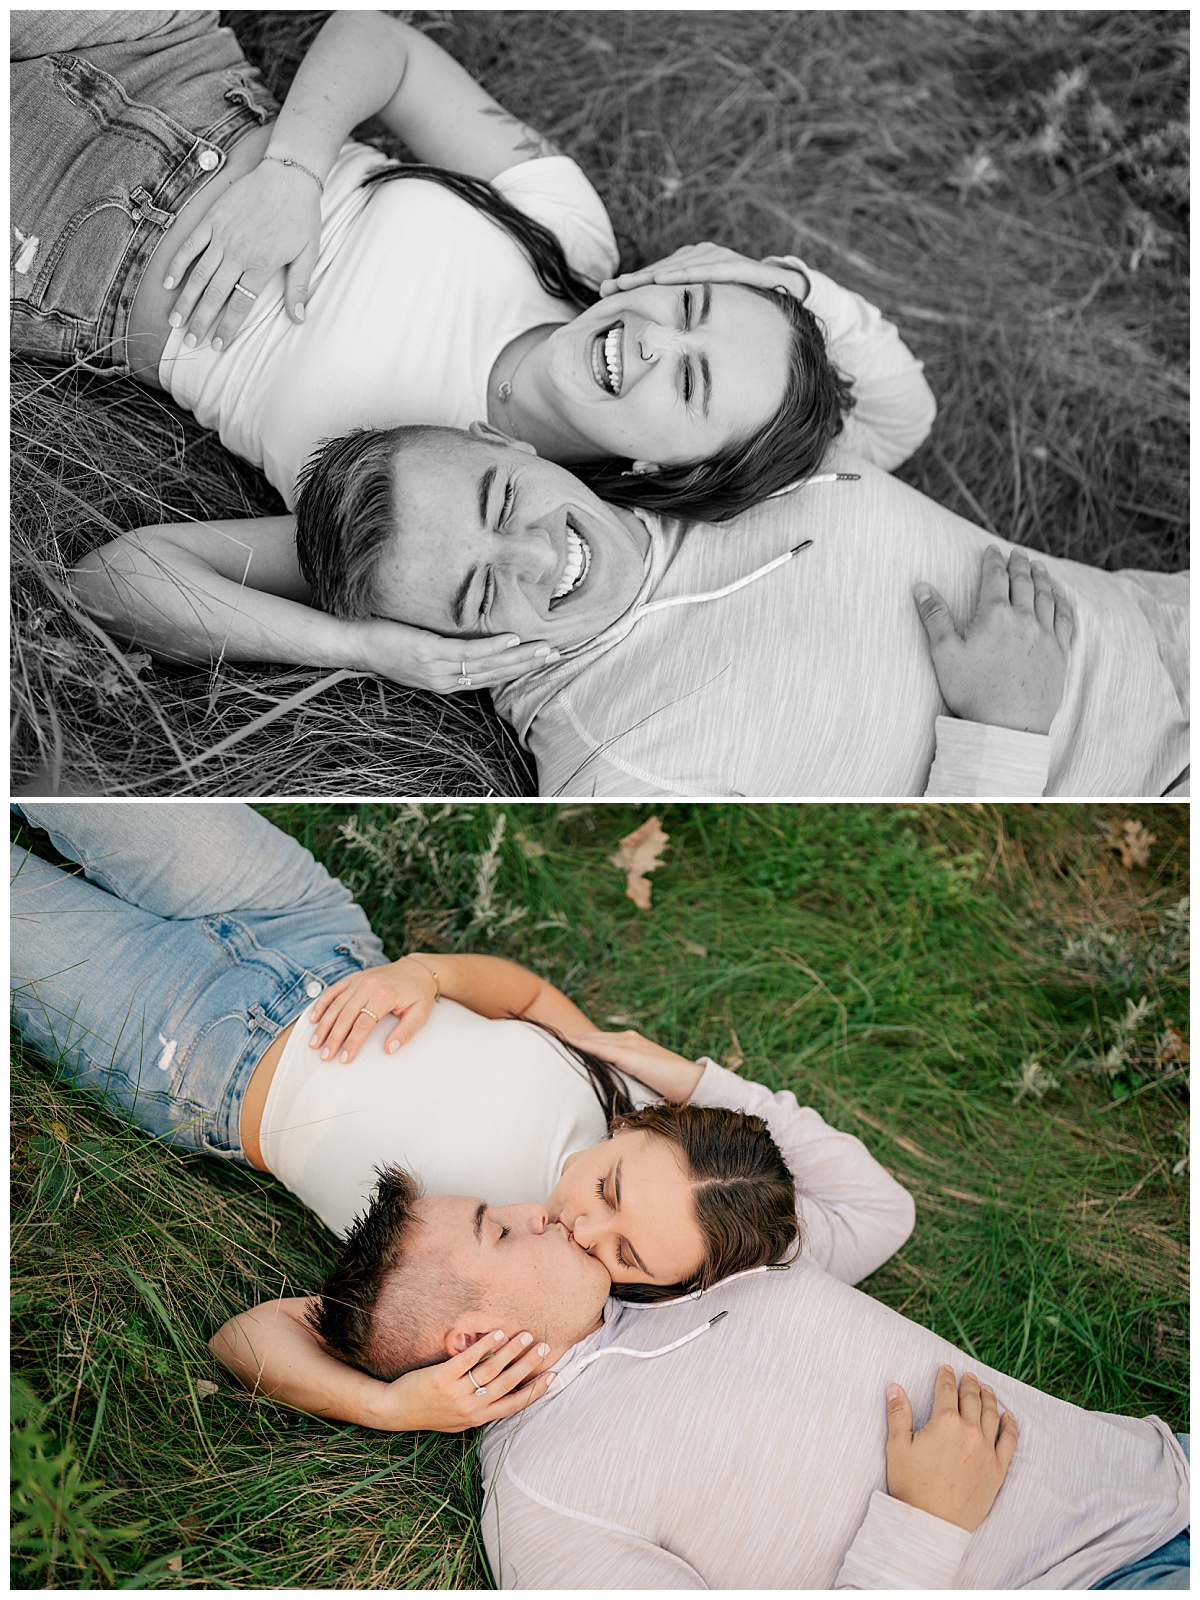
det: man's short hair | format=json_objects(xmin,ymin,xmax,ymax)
[
  {"xmin": 294, "ymin": 424, "xmax": 462, "ymax": 620},
  {"xmin": 307, "ymin": 1165, "xmax": 481, "ymax": 1380}
]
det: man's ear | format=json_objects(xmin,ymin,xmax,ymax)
[
  {"xmin": 467, "ymin": 419, "xmax": 538, "ymax": 457},
  {"xmin": 444, "ymin": 1319, "xmax": 508, "ymax": 1358},
  {"xmin": 629, "ymin": 459, "xmax": 660, "ymax": 476}
]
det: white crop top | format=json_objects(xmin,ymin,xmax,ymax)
[
  {"xmin": 258, "ymin": 998, "xmax": 653, "ymax": 1237},
  {"xmin": 159, "ymin": 142, "xmax": 620, "ymax": 508}
]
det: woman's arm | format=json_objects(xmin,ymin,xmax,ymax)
[
  {"xmin": 169, "ymin": 13, "xmax": 566, "ymax": 345},
  {"xmin": 209, "ymin": 1297, "xmax": 552, "ymax": 1431},
  {"xmin": 308, "ymin": 953, "xmax": 597, "ymax": 1064},
  {"xmin": 68, "ymin": 518, "xmax": 551, "ymax": 692}
]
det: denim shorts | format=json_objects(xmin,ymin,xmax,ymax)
[
  {"xmin": 10, "ymin": 803, "xmax": 384, "ymax": 1167},
  {"xmin": 10, "ymin": 10, "xmax": 279, "ymax": 373}
]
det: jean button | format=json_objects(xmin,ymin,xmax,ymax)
[
  {"xmin": 305, "ymin": 980, "xmax": 323, "ymax": 999},
  {"xmin": 198, "ymin": 149, "xmax": 220, "ymax": 172}
]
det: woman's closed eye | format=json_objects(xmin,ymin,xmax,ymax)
[{"xmin": 595, "ymin": 1176, "xmax": 636, "ymax": 1271}]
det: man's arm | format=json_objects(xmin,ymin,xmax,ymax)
[
  {"xmin": 69, "ymin": 517, "xmax": 551, "ymax": 691},
  {"xmin": 209, "ymin": 1297, "xmax": 551, "ymax": 1432}
]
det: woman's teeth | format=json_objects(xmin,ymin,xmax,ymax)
[
  {"xmin": 552, "ymin": 526, "xmax": 592, "ymax": 600},
  {"xmin": 590, "ymin": 325, "xmax": 624, "ymax": 395}
]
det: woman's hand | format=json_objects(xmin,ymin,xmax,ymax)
[
  {"xmin": 915, "ymin": 546, "xmax": 1075, "ymax": 735},
  {"xmin": 600, "ymin": 242, "xmax": 810, "ymax": 303},
  {"xmin": 367, "ymin": 1331, "xmax": 555, "ymax": 1433},
  {"xmin": 162, "ymin": 160, "xmax": 324, "ymax": 350},
  {"xmin": 350, "ymin": 618, "xmax": 558, "ymax": 693},
  {"xmin": 568, "ymin": 1029, "xmax": 704, "ymax": 1104},
  {"xmin": 309, "ymin": 957, "xmax": 440, "ymax": 1063},
  {"xmin": 885, "ymin": 1367, "xmax": 1018, "ymax": 1532}
]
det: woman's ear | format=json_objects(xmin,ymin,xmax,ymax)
[
  {"xmin": 629, "ymin": 459, "xmax": 660, "ymax": 476},
  {"xmin": 467, "ymin": 419, "xmax": 538, "ymax": 456}
]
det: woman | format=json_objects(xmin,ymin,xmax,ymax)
[
  {"xmin": 12, "ymin": 802, "xmax": 911, "ymax": 1431},
  {"xmin": 11, "ymin": 12, "xmax": 936, "ymax": 694}
]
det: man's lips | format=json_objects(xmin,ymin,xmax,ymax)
[{"xmin": 550, "ymin": 519, "xmax": 593, "ymax": 605}]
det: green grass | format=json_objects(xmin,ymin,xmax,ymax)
[
  {"xmin": 11, "ymin": 9, "xmax": 1188, "ymax": 793},
  {"xmin": 11, "ymin": 802, "xmax": 1189, "ymax": 1586}
]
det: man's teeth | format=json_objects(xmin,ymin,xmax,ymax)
[
  {"xmin": 590, "ymin": 325, "xmax": 624, "ymax": 395},
  {"xmin": 551, "ymin": 527, "xmax": 592, "ymax": 600}
]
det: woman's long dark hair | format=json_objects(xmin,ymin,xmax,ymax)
[
  {"xmin": 520, "ymin": 1018, "xmax": 800, "ymax": 1303},
  {"xmin": 362, "ymin": 161, "xmax": 853, "ymax": 522}
]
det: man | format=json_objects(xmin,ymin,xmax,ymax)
[
  {"xmin": 71, "ymin": 423, "xmax": 1187, "ymax": 796},
  {"xmin": 257, "ymin": 1160, "xmax": 1189, "ymax": 1590}
]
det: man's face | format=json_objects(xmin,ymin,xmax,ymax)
[
  {"xmin": 370, "ymin": 432, "xmax": 650, "ymax": 648},
  {"xmin": 413, "ymin": 1195, "xmax": 611, "ymax": 1357}
]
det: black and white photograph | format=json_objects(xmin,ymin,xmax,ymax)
[{"xmin": 9, "ymin": 9, "xmax": 1188, "ymax": 798}]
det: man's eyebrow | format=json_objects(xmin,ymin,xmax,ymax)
[
  {"xmin": 452, "ymin": 565, "xmax": 478, "ymax": 631},
  {"xmin": 477, "ymin": 463, "xmax": 497, "ymax": 528},
  {"xmin": 612, "ymin": 1160, "xmax": 651, "ymax": 1277},
  {"xmin": 472, "ymin": 1201, "xmax": 486, "ymax": 1244}
]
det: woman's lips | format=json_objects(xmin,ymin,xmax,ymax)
[{"xmin": 589, "ymin": 322, "xmax": 624, "ymax": 395}]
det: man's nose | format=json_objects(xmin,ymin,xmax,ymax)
[
  {"xmin": 508, "ymin": 1203, "xmax": 548, "ymax": 1234},
  {"xmin": 497, "ymin": 524, "xmax": 556, "ymax": 585}
]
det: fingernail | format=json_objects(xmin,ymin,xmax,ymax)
[
  {"xmin": 294, "ymin": 303, "xmax": 305, "ymax": 321},
  {"xmin": 168, "ymin": 312, "xmax": 182, "ymax": 328},
  {"xmin": 320, "ymin": 1048, "xmax": 331, "ymax": 1060},
  {"xmin": 309, "ymin": 1032, "xmax": 319, "ymax": 1047},
  {"xmin": 211, "ymin": 337, "xmax": 223, "ymax": 351},
  {"xmin": 183, "ymin": 333, "xmax": 197, "ymax": 349},
  {"xmin": 520, "ymin": 1332, "xmax": 534, "ymax": 1347},
  {"xmin": 886, "ymin": 1383, "xmax": 900, "ymax": 1400},
  {"xmin": 339, "ymin": 1050, "xmax": 348, "ymax": 1064},
  {"xmin": 537, "ymin": 1343, "xmax": 550, "ymax": 1357},
  {"xmin": 544, "ymin": 1371, "xmax": 555, "ymax": 1384},
  {"xmin": 387, "ymin": 1039, "xmax": 399, "ymax": 1054},
  {"xmin": 492, "ymin": 1330, "xmax": 506, "ymax": 1341},
  {"xmin": 545, "ymin": 649, "xmax": 560, "ymax": 664},
  {"xmin": 503, "ymin": 636, "xmax": 521, "ymax": 648},
  {"xmin": 913, "ymin": 582, "xmax": 931, "ymax": 602},
  {"xmin": 534, "ymin": 646, "xmax": 552, "ymax": 658},
  {"xmin": 163, "ymin": 276, "xmax": 176, "ymax": 290},
  {"xmin": 981, "ymin": 1383, "xmax": 994, "ymax": 1394}
]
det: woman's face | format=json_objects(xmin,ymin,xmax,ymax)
[
  {"xmin": 545, "ymin": 1128, "xmax": 706, "ymax": 1288},
  {"xmin": 537, "ymin": 282, "xmax": 793, "ymax": 470}
]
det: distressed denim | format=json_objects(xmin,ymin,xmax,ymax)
[
  {"xmin": 10, "ymin": 803, "xmax": 383, "ymax": 1165},
  {"xmin": 10, "ymin": 10, "xmax": 278, "ymax": 372}
]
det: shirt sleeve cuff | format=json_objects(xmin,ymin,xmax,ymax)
[
  {"xmin": 924, "ymin": 716, "xmax": 1051, "ymax": 797},
  {"xmin": 686, "ymin": 1058, "xmax": 745, "ymax": 1109},
  {"xmin": 836, "ymin": 1492, "xmax": 973, "ymax": 1590}
]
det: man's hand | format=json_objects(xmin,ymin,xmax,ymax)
[
  {"xmin": 915, "ymin": 546, "xmax": 1074, "ymax": 734},
  {"xmin": 885, "ymin": 1366, "xmax": 1018, "ymax": 1533},
  {"xmin": 350, "ymin": 617, "xmax": 557, "ymax": 693}
]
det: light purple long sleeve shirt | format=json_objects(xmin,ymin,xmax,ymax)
[{"xmin": 479, "ymin": 1064, "xmax": 1188, "ymax": 1589}]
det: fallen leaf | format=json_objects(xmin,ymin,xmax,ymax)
[
  {"xmin": 50, "ymin": 1121, "xmax": 69, "ymax": 1143},
  {"xmin": 514, "ymin": 830, "xmax": 547, "ymax": 859},
  {"xmin": 609, "ymin": 817, "xmax": 670, "ymax": 910},
  {"xmin": 605, "ymin": 1013, "xmax": 639, "ymax": 1026},
  {"xmin": 726, "ymin": 1029, "xmax": 744, "ymax": 1071},
  {"xmin": 195, "ymin": 1379, "xmax": 220, "ymax": 1398},
  {"xmin": 166, "ymin": 1555, "xmax": 183, "ymax": 1573},
  {"xmin": 683, "ymin": 939, "xmax": 708, "ymax": 958},
  {"xmin": 179, "ymin": 1511, "xmax": 205, "ymax": 1542}
]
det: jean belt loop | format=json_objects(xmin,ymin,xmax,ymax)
[{"xmin": 129, "ymin": 184, "xmax": 174, "ymax": 227}]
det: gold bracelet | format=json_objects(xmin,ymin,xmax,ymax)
[{"xmin": 406, "ymin": 955, "xmax": 441, "ymax": 1001}]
